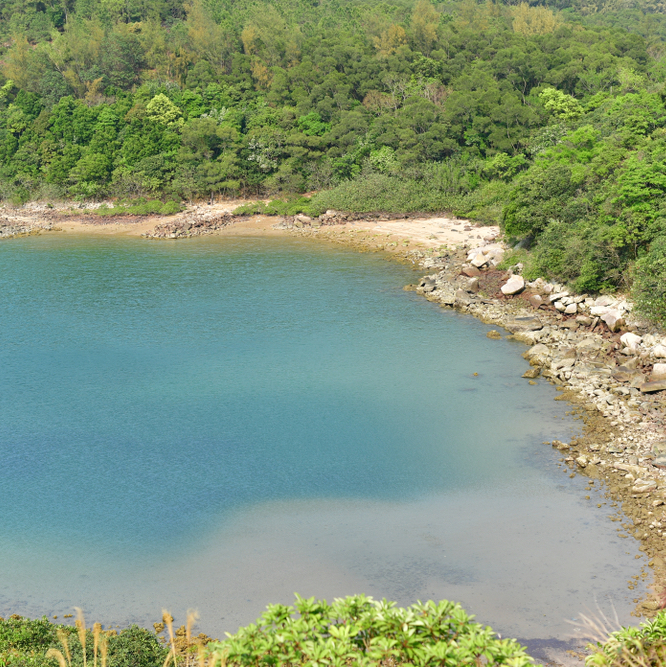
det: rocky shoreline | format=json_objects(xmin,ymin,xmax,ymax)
[{"xmin": 285, "ymin": 220, "xmax": 666, "ymax": 619}]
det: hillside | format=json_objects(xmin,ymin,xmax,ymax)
[{"xmin": 2, "ymin": 0, "xmax": 666, "ymax": 320}]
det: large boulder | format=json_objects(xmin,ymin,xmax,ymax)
[
  {"xmin": 653, "ymin": 344, "xmax": 666, "ymax": 359},
  {"xmin": 600, "ymin": 310, "xmax": 625, "ymax": 332},
  {"xmin": 470, "ymin": 253, "xmax": 488, "ymax": 269},
  {"xmin": 501, "ymin": 275, "xmax": 525, "ymax": 295},
  {"xmin": 621, "ymin": 332, "xmax": 642, "ymax": 351},
  {"xmin": 528, "ymin": 294, "xmax": 543, "ymax": 309},
  {"xmin": 651, "ymin": 363, "xmax": 666, "ymax": 381},
  {"xmin": 462, "ymin": 265, "xmax": 482, "ymax": 278}
]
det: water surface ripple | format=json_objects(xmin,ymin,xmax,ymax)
[{"xmin": 0, "ymin": 235, "xmax": 644, "ymax": 645}]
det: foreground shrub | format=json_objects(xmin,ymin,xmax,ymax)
[
  {"xmin": 205, "ymin": 594, "xmax": 535, "ymax": 666},
  {"xmin": 0, "ymin": 613, "xmax": 168, "ymax": 667},
  {"xmin": 586, "ymin": 611, "xmax": 666, "ymax": 666}
]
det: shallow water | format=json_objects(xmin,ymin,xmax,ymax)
[{"xmin": 0, "ymin": 235, "xmax": 644, "ymax": 647}]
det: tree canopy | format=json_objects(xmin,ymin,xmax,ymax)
[{"xmin": 3, "ymin": 0, "xmax": 666, "ymax": 319}]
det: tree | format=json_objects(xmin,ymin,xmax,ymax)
[
  {"xmin": 512, "ymin": 3, "xmax": 560, "ymax": 36},
  {"xmin": 146, "ymin": 93, "xmax": 183, "ymax": 128},
  {"xmin": 539, "ymin": 87, "xmax": 583, "ymax": 122},
  {"xmin": 410, "ymin": 0, "xmax": 438, "ymax": 55}
]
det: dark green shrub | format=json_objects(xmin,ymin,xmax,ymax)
[
  {"xmin": 106, "ymin": 625, "xmax": 168, "ymax": 667},
  {"xmin": 94, "ymin": 199, "xmax": 183, "ymax": 216},
  {"xmin": 1, "ymin": 616, "xmax": 167, "ymax": 667},
  {"xmin": 531, "ymin": 220, "xmax": 623, "ymax": 293},
  {"xmin": 232, "ymin": 197, "xmax": 313, "ymax": 217},
  {"xmin": 633, "ymin": 237, "xmax": 666, "ymax": 326},
  {"xmin": 0, "ymin": 615, "xmax": 74, "ymax": 667}
]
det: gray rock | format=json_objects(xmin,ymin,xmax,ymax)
[
  {"xmin": 613, "ymin": 369, "xmax": 643, "ymax": 384},
  {"xmin": 594, "ymin": 295, "xmax": 615, "ymax": 307},
  {"xmin": 621, "ymin": 332, "xmax": 642, "ymax": 350},
  {"xmin": 632, "ymin": 480, "xmax": 657, "ymax": 494},
  {"xmin": 524, "ymin": 343, "xmax": 550, "ymax": 360},
  {"xmin": 467, "ymin": 277, "xmax": 480, "ymax": 293},
  {"xmin": 576, "ymin": 338, "xmax": 602, "ymax": 352},
  {"xmin": 622, "ymin": 357, "xmax": 640, "ymax": 370},
  {"xmin": 549, "ymin": 291, "xmax": 569, "ymax": 303},
  {"xmin": 640, "ymin": 380, "xmax": 666, "ymax": 393},
  {"xmin": 419, "ymin": 278, "xmax": 436, "ymax": 293},
  {"xmin": 576, "ymin": 315, "xmax": 593, "ymax": 326},
  {"xmin": 505, "ymin": 316, "xmax": 543, "ymax": 333}
]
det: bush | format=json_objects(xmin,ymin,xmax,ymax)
[
  {"xmin": 94, "ymin": 199, "xmax": 183, "ymax": 216},
  {"xmin": 633, "ymin": 237, "xmax": 666, "ymax": 326},
  {"xmin": 205, "ymin": 595, "xmax": 535, "ymax": 666},
  {"xmin": 587, "ymin": 610, "xmax": 666, "ymax": 666},
  {"xmin": 0, "ymin": 615, "xmax": 66, "ymax": 665},
  {"xmin": 106, "ymin": 626, "xmax": 168, "ymax": 667},
  {"xmin": 530, "ymin": 220, "xmax": 624, "ymax": 294},
  {"xmin": 232, "ymin": 197, "xmax": 313, "ymax": 217},
  {"xmin": 0, "ymin": 614, "xmax": 168, "ymax": 667}
]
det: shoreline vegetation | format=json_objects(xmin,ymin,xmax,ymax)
[{"xmin": 5, "ymin": 597, "xmax": 666, "ymax": 666}]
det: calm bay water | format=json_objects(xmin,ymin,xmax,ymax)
[{"xmin": 0, "ymin": 235, "xmax": 645, "ymax": 648}]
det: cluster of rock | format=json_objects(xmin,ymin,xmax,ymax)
[
  {"xmin": 275, "ymin": 210, "xmax": 424, "ymax": 230},
  {"xmin": 143, "ymin": 213, "xmax": 238, "ymax": 239},
  {"xmin": 0, "ymin": 218, "xmax": 58, "ymax": 239}
]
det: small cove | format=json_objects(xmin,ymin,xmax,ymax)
[{"xmin": 0, "ymin": 235, "xmax": 646, "ymax": 649}]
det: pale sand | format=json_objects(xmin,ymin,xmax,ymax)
[{"xmin": 0, "ymin": 201, "xmax": 500, "ymax": 250}]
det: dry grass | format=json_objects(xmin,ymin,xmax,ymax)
[
  {"xmin": 157, "ymin": 609, "xmax": 223, "ymax": 667},
  {"xmin": 569, "ymin": 604, "xmax": 666, "ymax": 667},
  {"xmin": 43, "ymin": 608, "xmax": 222, "ymax": 667},
  {"xmin": 46, "ymin": 609, "xmax": 109, "ymax": 667}
]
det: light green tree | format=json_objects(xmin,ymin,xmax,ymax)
[
  {"xmin": 146, "ymin": 94, "xmax": 184, "ymax": 128},
  {"xmin": 539, "ymin": 88, "xmax": 583, "ymax": 122}
]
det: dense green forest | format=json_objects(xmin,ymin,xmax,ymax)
[{"xmin": 2, "ymin": 0, "xmax": 666, "ymax": 318}]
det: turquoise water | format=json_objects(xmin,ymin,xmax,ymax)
[{"xmin": 0, "ymin": 235, "xmax": 644, "ymax": 644}]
